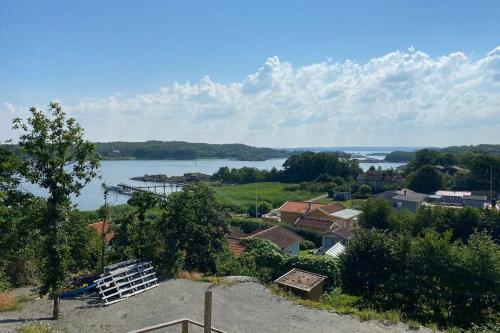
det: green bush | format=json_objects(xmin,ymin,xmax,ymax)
[
  {"xmin": 299, "ymin": 240, "xmax": 316, "ymax": 250},
  {"xmin": 341, "ymin": 229, "xmax": 500, "ymax": 328},
  {"xmin": 314, "ymin": 173, "xmax": 334, "ymax": 183},
  {"xmin": 359, "ymin": 184, "xmax": 372, "ymax": 195},
  {"xmin": 283, "ymin": 184, "xmax": 300, "ymax": 192},
  {"xmin": 231, "ymin": 217, "xmax": 274, "ymax": 234},
  {"xmin": 0, "ymin": 273, "xmax": 11, "ymax": 291},
  {"xmin": 286, "ymin": 255, "xmax": 341, "ymax": 289},
  {"xmin": 283, "ymin": 225, "xmax": 322, "ymax": 247}
]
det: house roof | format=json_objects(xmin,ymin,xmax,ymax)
[
  {"xmin": 248, "ymin": 225, "xmax": 303, "ymax": 250},
  {"xmin": 229, "ymin": 226, "xmax": 246, "ymax": 239},
  {"xmin": 373, "ymin": 190, "xmax": 402, "ymax": 199},
  {"xmin": 356, "ymin": 170, "xmax": 401, "ymax": 182},
  {"xmin": 275, "ymin": 268, "xmax": 326, "ymax": 292},
  {"xmin": 463, "ymin": 194, "xmax": 488, "ymax": 201},
  {"xmin": 294, "ymin": 217, "xmax": 337, "ymax": 232},
  {"xmin": 435, "ymin": 165, "xmax": 469, "ymax": 173},
  {"xmin": 228, "ymin": 238, "xmax": 246, "ymax": 257},
  {"xmin": 435, "ymin": 190, "xmax": 472, "ymax": 197},
  {"xmin": 330, "ymin": 209, "xmax": 362, "ymax": 220},
  {"xmin": 89, "ymin": 220, "xmax": 114, "ymax": 242},
  {"xmin": 318, "ymin": 203, "xmax": 346, "ymax": 215},
  {"xmin": 278, "ymin": 201, "xmax": 324, "ymax": 214},
  {"xmin": 393, "ymin": 191, "xmax": 428, "ymax": 203},
  {"xmin": 325, "ymin": 242, "xmax": 346, "ymax": 258},
  {"xmin": 324, "ymin": 226, "xmax": 356, "ymax": 240}
]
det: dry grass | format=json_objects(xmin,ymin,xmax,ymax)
[
  {"xmin": 176, "ymin": 272, "xmax": 236, "ymax": 287},
  {"xmin": 0, "ymin": 292, "xmax": 32, "ymax": 312},
  {"xmin": 176, "ymin": 271, "xmax": 204, "ymax": 281},
  {"xmin": 16, "ymin": 322, "xmax": 58, "ymax": 333},
  {"xmin": 0, "ymin": 292, "xmax": 17, "ymax": 311},
  {"xmin": 268, "ymin": 284, "xmax": 404, "ymax": 326}
]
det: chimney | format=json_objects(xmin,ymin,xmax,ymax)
[
  {"xmin": 404, "ymin": 190, "xmax": 407, "ymax": 196},
  {"xmin": 307, "ymin": 202, "xmax": 312, "ymax": 212}
]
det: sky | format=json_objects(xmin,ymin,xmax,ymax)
[{"xmin": 1, "ymin": 0, "xmax": 499, "ymax": 148}]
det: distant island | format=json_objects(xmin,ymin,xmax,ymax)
[
  {"xmin": 94, "ymin": 141, "xmax": 292, "ymax": 161},
  {"xmin": 131, "ymin": 172, "xmax": 211, "ymax": 183},
  {"xmin": 384, "ymin": 144, "xmax": 500, "ymax": 162}
]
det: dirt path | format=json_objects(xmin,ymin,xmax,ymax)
[
  {"xmin": 307, "ymin": 194, "xmax": 328, "ymax": 202},
  {"xmin": 0, "ymin": 279, "xmax": 431, "ymax": 333}
]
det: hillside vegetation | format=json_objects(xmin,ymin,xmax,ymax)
[
  {"xmin": 94, "ymin": 141, "xmax": 291, "ymax": 160},
  {"xmin": 213, "ymin": 182, "xmax": 322, "ymax": 213},
  {"xmin": 385, "ymin": 144, "xmax": 500, "ymax": 162}
]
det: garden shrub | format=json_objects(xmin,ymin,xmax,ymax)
[{"xmin": 299, "ymin": 240, "xmax": 316, "ymax": 250}]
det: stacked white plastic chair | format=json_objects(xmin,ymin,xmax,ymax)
[{"xmin": 94, "ymin": 259, "xmax": 159, "ymax": 305}]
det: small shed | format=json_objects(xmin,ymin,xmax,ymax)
[
  {"xmin": 324, "ymin": 242, "xmax": 346, "ymax": 258},
  {"xmin": 275, "ymin": 268, "xmax": 326, "ymax": 300},
  {"xmin": 330, "ymin": 191, "xmax": 351, "ymax": 201}
]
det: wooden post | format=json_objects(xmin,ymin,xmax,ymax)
[
  {"xmin": 204, "ymin": 290, "xmax": 212, "ymax": 333},
  {"xmin": 181, "ymin": 320, "xmax": 189, "ymax": 333}
]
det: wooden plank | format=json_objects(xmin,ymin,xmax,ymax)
[
  {"xmin": 187, "ymin": 320, "xmax": 225, "ymax": 333},
  {"xmin": 204, "ymin": 290, "xmax": 212, "ymax": 333},
  {"xmin": 181, "ymin": 320, "xmax": 189, "ymax": 333},
  {"xmin": 126, "ymin": 318, "xmax": 189, "ymax": 333}
]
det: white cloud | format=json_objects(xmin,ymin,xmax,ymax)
[{"xmin": 2, "ymin": 47, "xmax": 500, "ymax": 147}]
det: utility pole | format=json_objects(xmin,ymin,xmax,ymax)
[
  {"xmin": 255, "ymin": 182, "xmax": 258, "ymax": 219},
  {"xmin": 99, "ymin": 183, "xmax": 109, "ymax": 272},
  {"xmin": 491, "ymin": 164, "xmax": 494, "ymax": 207},
  {"xmin": 349, "ymin": 179, "xmax": 352, "ymax": 208}
]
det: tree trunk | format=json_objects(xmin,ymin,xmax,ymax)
[
  {"xmin": 47, "ymin": 193, "xmax": 62, "ymax": 320},
  {"xmin": 53, "ymin": 296, "xmax": 60, "ymax": 320}
]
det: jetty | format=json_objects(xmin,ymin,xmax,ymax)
[{"xmin": 104, "ymin": 183, "xmax": 185, "ymax": 199}]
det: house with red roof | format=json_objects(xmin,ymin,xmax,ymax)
[
  {"xmin": 356, "ymin": 169, "xmax": 402, "ymax": 191},
  {"xmin": 248, "ymin": 225, "xmax": 303, "ymax": 256},
  {"xmin": 228, "ymin": 225, "xmax": 303, "ymax": 256},
  {"xmin": 228, "ymin": 237, "xmax": 246, "ymax": 257},
  {"xmin": 89, "ymin": 220, "xmax": 115, "ymax": 243},
  {"xmin": 277, "ymin": 201, "xmax": 325, "ymax": 223}
]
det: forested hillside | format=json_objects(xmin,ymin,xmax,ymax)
[
  {"xmin": 385, "ymin": 144, "xmax": 500, "ymax": 162},
  {"xmin": 94, "ymin": 141, "xmax": 291, "ymax": 160}
]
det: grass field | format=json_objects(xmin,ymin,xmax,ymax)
[{"xmin": 212, "ymin": 182, "xmax": 324, "ymax": 213}]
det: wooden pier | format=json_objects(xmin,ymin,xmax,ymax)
[{"xmin": 105, "ymin": 183, "xmax": 185, "ymax": 199}]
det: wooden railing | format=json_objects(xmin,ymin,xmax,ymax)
[{"xmin": 127, "ymin": 290, "xmax": 225, "ymax": 333}]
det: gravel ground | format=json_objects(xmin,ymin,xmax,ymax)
[{"xmin": 0, "ymin": 279, "xmax": 433, "ymax": 333}]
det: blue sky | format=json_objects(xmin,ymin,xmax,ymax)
[{"xmin": 1, "ymin": 1, "xmax": 499, "ymax": 146}]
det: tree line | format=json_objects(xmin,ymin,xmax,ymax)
[
  {"xmin": 403, "ymin": 148, "xmax": 500, "ymax": 194},
  {"xmin": 94, "ymin": 141, "xmax": 291, "ymax": 161},
  {"xmin": 212, "ymin": 151, "xmax": 362, "ymax": 184},
  {"xmin": 343, "ymin": 198, "xmax": 500, "ymax": 328}
]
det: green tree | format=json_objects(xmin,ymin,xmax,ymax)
[
  {"xmin": 359, "ymin": 198, "xmax": 394, "ymax": 230},
  {"xmin": 123, "ymin": 191, "xmax": 161, "ymax": 261},
  {"xmin": 0, "ymin": 147, "xmax": 21, "ymax": 192},
  {"xmin": 359, "ymin": 184, "xmax": 372, "ymax": 195},
  {"xmin": 12, "ymin": 103, "xmax": 100, "ymax": 319},
  {"xmin": 412, "ymin": 149, "xmax": 439, "ymax": 170},
  {"xmin": 462, "ymin": 153, "xmax": 500, "ymax": 192},
  {"xmin": 408, "ymin": 165, "xmax": 443, "ymax": 194},
  {"xmin": 258, "ymin": 201, "xmax": 272, "ymax": 215},
  {"xmin": 159, "ymin": 183, "xmax": 230, "ymax": 275},
  {"xmin": 341, "ymin": 229, "xmax": 402, "ymax": 304},
  {"xmin": 248, "ymin": 201, "xmax": 273, "ymax": 217},
  {"xmin": 452, "ymin": 232, "xmax": 500, "ymax": 326}
]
